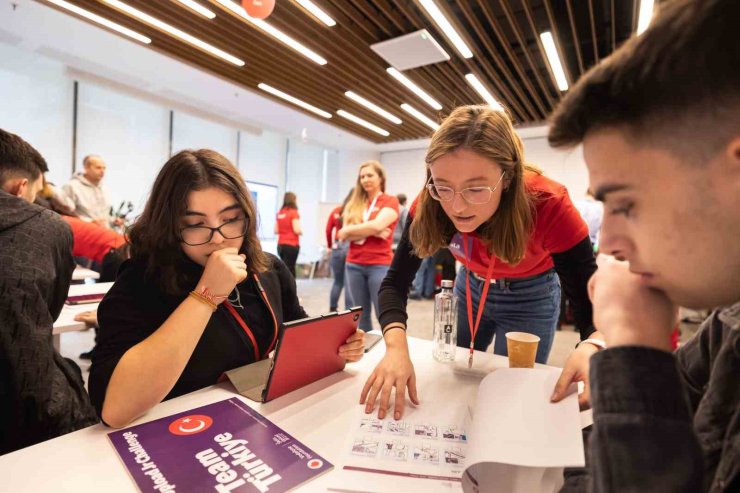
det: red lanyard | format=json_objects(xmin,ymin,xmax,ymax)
[
  {"xmin": 222, "ymin": 275, "xmax": 279, "ymax": 361},
  {"xmin": 461, "ymin": 234, "xmax": 496, "ymax": 358}
]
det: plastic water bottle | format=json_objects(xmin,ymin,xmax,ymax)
[{"xmin": 433, "ymin": 280, "xmax": 457, "ymax": 362}]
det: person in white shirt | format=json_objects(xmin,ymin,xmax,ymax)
[{"xmin": 63, "ymin": 155, "xmax": 114, "ymax": 228}]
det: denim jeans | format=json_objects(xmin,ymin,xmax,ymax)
[
  {"xmin": 412, "ymin": 256, "xmax": 436, "ymax": 298},
  {"xmin": 345, "ymin": 262, "xmax": 390, "ymax": 331},
  {"xmin": 329, "ymin": 244, "xmax": 353, "ymax": 311},
  {"xmin": 454, "ymin": 266, "xmax": 561, "ymax": 364}
]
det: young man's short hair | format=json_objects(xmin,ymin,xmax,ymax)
[
  {"xmin": 548, "ymin": 0, "xmax": 740, "ymax": 162},
  {"xmin": 0, "ymin": 129, "xmax": 49, "ymax": 187}
]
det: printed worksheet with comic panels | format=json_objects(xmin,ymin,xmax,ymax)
[{"xmin": 344, "ymin": 404, "xmax": 470, "ymax": 483}]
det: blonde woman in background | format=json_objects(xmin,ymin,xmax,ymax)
[{"xmin": 338, "ymin": 161, "xmax": 399, "ymax": 332}]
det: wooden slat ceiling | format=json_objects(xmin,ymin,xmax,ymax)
[{"xmin": 38, "ymin": 0, "xmax": 641, "ymax": 143}]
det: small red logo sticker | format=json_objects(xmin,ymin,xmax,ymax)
[
  {"xmin": 307, "ymin": 459, "xmax": 323, "ymax": 469},
  {"xmin": 168, "ymin": 415, "xmax": 213, "ymax": 436}
]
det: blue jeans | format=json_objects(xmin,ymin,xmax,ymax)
[
  {"xmin": 413, "ymin": 257, "xmax": 436, "ymax": 298},
  {"xmin": 454, "ymin": 266, "xmax": 561, "ymax": 364},
  {"xmin": 329, "ymin": 245, "xmax": 353, "ymax": 311},
  {"xmin": 345, "ymin": 262, "xmax": 390, "ymax": 332}
]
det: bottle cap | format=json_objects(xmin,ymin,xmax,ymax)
[{"xmin": 441, "ymin": 280, "xmax": 453, "ymax": 289}]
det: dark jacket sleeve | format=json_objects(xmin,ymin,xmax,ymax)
[
  {"xmin": 378, "ymin": 217, "xmax": 423, "ymax": 330},
  {"xmin": 551, "ymin": 236, "xmax": 597, "ymax": 340},
  {"xmin": 587, "ymin": 346, "xmax": 703, "ymax": 492}
]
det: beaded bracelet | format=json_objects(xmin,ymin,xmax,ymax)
[{"xmin": 188, "ymin": 291, "xmax": 217, "ymax": 312}]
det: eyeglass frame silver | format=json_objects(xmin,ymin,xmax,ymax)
[{"xmin": 425, "ymin": 171, "xmax": 506, "ymax": 204}]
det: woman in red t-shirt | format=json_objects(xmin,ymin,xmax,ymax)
[
  {"xmin": 338, "ymin": 161, "xmax": 399, "ymax": 331},
  {"xmin": 325, "ymin": 189, "xmax": 354, "ymax": 312},
  {"xmin": 361, "ymin": 106, "xmax": 601, "ymax": 420},
  {"xmin": 275, "ymin": 192, "xmax": 302, "ymax": 278}
]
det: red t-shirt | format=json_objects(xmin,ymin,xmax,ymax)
[
  {"xmin": 62, "ymin": 216, "xmax": 127, "ymax": 264},
  {"xmin": 325, "ymin": 205, "xmax": 342, "ymax": 248},
  {"xmin": 276, "ymin": 207, "xmax": 300, "ymax": 246},
  {"xmin": 347, "ymin": 193, "xmax": 399, "ymax": 265},
  {"xmin": 410, "ymin": 172, "xmax": 588, "ymax": 279}
]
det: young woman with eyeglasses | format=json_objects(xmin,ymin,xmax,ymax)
[
  {"xmin": 89, "ymin": 150, "xmax": 365, "ymax": 428},
  {"xmin": 361, "ymin": 106, "xmax": 601, "ymax": 420}
]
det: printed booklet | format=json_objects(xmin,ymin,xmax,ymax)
[{"xmin": 108, "ymin": 397, "xmax": 332, "ymax": 492}]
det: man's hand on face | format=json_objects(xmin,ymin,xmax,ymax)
[{"xmin": 588, "ymin": 255, "xmax": 678, "ymax": 352}]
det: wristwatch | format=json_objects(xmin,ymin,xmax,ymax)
[{"xmin": 577, "ymin": 338, "xmax": 607, "ymax": 351}]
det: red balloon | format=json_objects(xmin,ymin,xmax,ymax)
[{"xmin": 241, "ymin": 0, "xmax": 275, "ymax": 19}]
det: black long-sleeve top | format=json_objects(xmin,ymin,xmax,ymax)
[{"xmin": 89, "ymin": 253, "xmax": 308, "ymax": 416}]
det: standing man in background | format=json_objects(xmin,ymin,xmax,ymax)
[{"xmin": 63, "ymin": 155, "xmax": 114, "ymax": 228}]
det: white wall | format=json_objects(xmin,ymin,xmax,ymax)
[
  {"xmin": 172, "ymin": 112, "xmax": 238, "ymax": 164},
  {"xmin": 379, "ymin": 148, "xmax": 428, "ymax": 201},
  {"xmin": 0, "ymin": 42, "xmax": 73, "ymax": 186},
  {"xmin": 76, "ymin": 82, "xmax": 170, "ymax": 213}
]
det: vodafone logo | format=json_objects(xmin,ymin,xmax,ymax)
[
  {"xmin": 168, "ymin": 415, "xmax": 213, "ymax": 436},
  {"xmin": 307, "ymin": 459, "xmax": 323, "ymax": 470}
]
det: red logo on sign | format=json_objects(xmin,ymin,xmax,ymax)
[{"xmin": 168, "ymin": 415, "xmax": 213, "ymax": 436}]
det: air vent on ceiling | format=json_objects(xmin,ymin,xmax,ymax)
[{"xmin": 370, "ymin": 29, "xmax": 450, "ymax": 71}]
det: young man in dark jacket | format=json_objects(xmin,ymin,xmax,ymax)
[
  {"xmin": 0, "ymin": 129, "xmax": 98, "ymax": 455},
  {"xmin": 547, "ymin": 0, "xmax": 740, "ymax": 491}
]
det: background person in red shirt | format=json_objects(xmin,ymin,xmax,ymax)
[
  {"xmin": 338, "ymin": 161, "xmax": 399, "ymax": 332},
  {"xmin": 325, "ymin": 189, "xmax": 354, "ymax": 312},
  {"xmin": 362, "ymin": 106, "xmax": 600, "ymax": 420},
  {"xmin": 274, "ymin": 192, "xmax": 302, "ymax": 278}
]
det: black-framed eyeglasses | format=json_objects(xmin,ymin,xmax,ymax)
[
  {"xmin": 426, "ymin": 172, "xmax": 505, "ymax": 204},
  {"xmin": 180, "ymin": 217, "xmax": 249, "ymax": 246}
]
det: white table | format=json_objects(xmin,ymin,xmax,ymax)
[
  {"xmin": 0, "ymin": 338, "xmax": 557, "ymax": 492},
  {"xmin": 72, "ymin": 265, "xmax": 100, "ymax": 281},
  {"xmin": 52, "ymin": 282, "xmax": 113, "ymax": 351}
]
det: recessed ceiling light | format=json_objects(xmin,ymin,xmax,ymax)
[
  {"xmin": 417, "ymin": 0, "xmax": 473, "ymax": 59},
  {"xmin": 464, "ymin": 74, "xmax": 504, "ymax": 111},
  {"xmin": 401, "ymin": 103, "xmax": 440, "ymax": 131},
  {"xmin": 337, "ymin": 110, "xmax": 390, "ymax": 137},
  {"xmin": 294, "ymin": 0, "xmax": 336, "ymax": 27},
  {"xmin": 175, "ymin": 0, "xmax": 216, "ymax": 20},
  {"xmin": 636, "ymin": 0, "xmax": 655, "ymax": 34},
  {"xmin": 345, "ymin": 91, "xmax": 402, "ymax": 125},
  {"xmin": 46, "ymin": 0, "xmax": 151, "ymax": 44},
  {"xmin": 214, "ymin": 0, "xmax": 328, "ymax": 65},
  {"xmin": 387, "ymin": 68, "xmax": 442, "ymax": 110},
  {"xmin": 258, "ymin": 83, "xmax": 332, "ymax": 118},
  {"xmin": 102, "ymin": 0, "xmax": 244, "ymax": 66},
  {"xmin": 539, "ymin": 31, "xmax": 569, "ymax": 91}
]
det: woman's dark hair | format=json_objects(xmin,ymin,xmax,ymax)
[
  {"xmin": 128, "ymin": 149, "xmax": 268, "ymax": 295},
  {"xmin": 281, "ymin": 191, "xmax": 298, "ymax": 209}
]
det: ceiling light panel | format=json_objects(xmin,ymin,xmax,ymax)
[
  {"xmin": 102, "ymin": 0, "xmax": 244, "ymax": 66},
  {"xmin": 46, "ymin": 0, "xmax": 151, "ymax": 44},
  {"xmin": 345, "ymin": 91, "xmax": 402, "ymax": 125},
  {"xmin": 464, "ymin": 74, "xmax": 504, "ymax": 111},
  {"xmin": 214, "ymin": 0, "xmax": 328, "ymax": 65},
  {"xmin": 337, "ymin": 110, "xmax": 390, "ymax": 137},
  {"xmin": 401, "ymin": 103, "xmax": 440, "ymax": 131},
  {"xmin": 539, "ymin": 31, "xmax": 569, "ymax": 91},
  {"xmin": 387, "ymin": 68, "xmax": 442, "ymax": 110},
  {"xmin": 258, "ymin": 83, "xmax": 332, "ymax": 118},
  {"xmin": 417, "ymin": 0, "xmax": 473, "ymax": 59},
  {"xmin": 294, "ymin": 0, "xmax": 336, "ymax": 27},
  {"xmin": 175, "ymin": 0, "xmax": 216, "ymax": 20}
]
